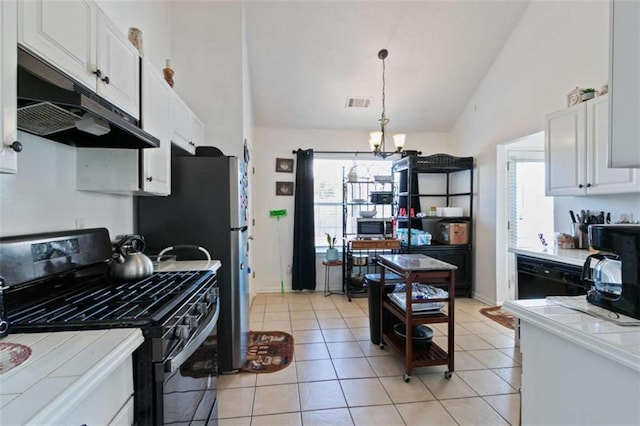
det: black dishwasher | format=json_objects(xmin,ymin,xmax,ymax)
[{"xmin": 516, "ymin": 255, "xmax": 587, "ymax": 299}]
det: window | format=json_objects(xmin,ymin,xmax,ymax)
[{"xmin": 313, "ymin": 158, "xmax": 392, "ymax": 247}]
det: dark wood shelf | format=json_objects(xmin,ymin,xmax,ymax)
[
  {"xmin": 383, "ymin": 301, "xmax": 450, "ymax": 325},
  {"xmin": 398, "ymin": 192, "xmax": 471, "ymax": 197},
  {"xmin": 382, "ymin": 331, "xmax": 449, "ymax": 367}
]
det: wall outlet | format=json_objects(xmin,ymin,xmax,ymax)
[
  {"xmin": 75, "ymin": 218, "xmax": 86, "ymax": 229},
  {"xmin": 286, "ymin": 264, "xmax": 292, "ymax": 275}
]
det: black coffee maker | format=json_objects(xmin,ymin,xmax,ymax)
[{"xmin": 582, "ymin": 224, "xmax": 640, "ymax": 320}]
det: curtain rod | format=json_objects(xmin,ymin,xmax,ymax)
[{"xmin": 291, "ymin": 150, "xmax": 422, "ymax": 155}]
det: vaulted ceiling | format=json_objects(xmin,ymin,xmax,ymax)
[{"xmin": 244, "ymin": 1, "xmax": 530, "ymax": 133}]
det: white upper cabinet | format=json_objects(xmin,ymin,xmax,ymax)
[
  {"xmin": 141, "ymin": 58, "xmax": 170, "ymax": 195},
  {"xmin": 170, "ymin": 91, "xmax": 194, "ymax": 154},
  {"xmin": 609, "ymin": 0, "xmax": 640, "ymax": 168},
  {"xmin": 18, "ymin": 0, "xmax": 139, "ymax": 118},
  {"xmin": 95, "ymin": 9, "xmax": 140, "ymax": 118},
  {"xmin": 1, "ymin": 0, "xmax": 19, "ymax": 174},
  {"xmin": 546, "ymin": 95, "xmax": 639, "ymax": 196},
  {"xmin": 190, "ymin": 112, "xmax": 205, "ymax": 148}
]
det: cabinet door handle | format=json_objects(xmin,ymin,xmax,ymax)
[
  {"xmin": 146, "ymin": 176, "xmax": 153, "ymax": 182},
  {"xmin": 10, "ymin": 141, "xmax": 23, "ymax": 152},
  {"xmin": 101, "ymin": 75, "xmax": 110, "ymax": 84},
  {"xmin": 92, "ymin": 69, "xmax": 102, "ymax": 78},
  {"xmin": 586, "ymin": 183, "xmax": 591, "ymax": 188},
  {"xmin": 578, "ymin": 184, "xmax": 584, "ymax": 189}
]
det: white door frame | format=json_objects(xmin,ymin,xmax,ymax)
[{"xmin": 496, "ymin": 132, "xmax": 545, "ymax": 304}]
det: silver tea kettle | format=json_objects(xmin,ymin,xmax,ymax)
[
  {"xmin": 582, "ymin": 253, "xmax": 622, "ymax": 301},
  {"xmin": 110, "ymin": 235, "xmax": 154, "ymax": 281}
]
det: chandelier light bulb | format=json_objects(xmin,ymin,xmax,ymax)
[
  {"xmin": 370, "ymin": 131, "xmax": 383, "ymax": 146},
  {"xmin": 393, "ymin": 133, "xmax": 406, "ymax": 150}
]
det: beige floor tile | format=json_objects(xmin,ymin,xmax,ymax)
[
  {"xmin": 264, "ymin": 304, "xmax": 290, "ymax": 313},
  {"xmin": 292, "ymin": 329, "xmax": 325, "ymax": 344},
  {"xmin": 252, "ymin": 383, "xmax": 300, "ymax": 416},
  {"xmin": 217, "ymin": 387, "xmax": 255, "ymax": 418},
  {"xmin": 350, "ymin": 327, "xmax": 371, "ymax": 341},
  {"xmin": 452, "ymin": 311, "xmax": 478, "ymax": 322},
  {"xmin": 419, "ymin": 372, "xmax": 477, "ymax": 400},
  {"xmin": 492, "ymin": 367, "xmax": 522, "ymax": 390},
  {"xmin": 498, "ymin": 347, "xmax": 523, "ymax": 363},
  {"xmin": 340, "ymin": 378, "xmax": 392, "ymax": 407},
  {"xmin": 327, "ymin": 341, "xmax": 365, "ymax": 358},
  {"xmin": 379, "ymin": 376, "xmax": 436, "ymax": 403},
  {"xmin": 461, "ymin": 322, "xmax": 499, "ymax": 335},
  {"xmin": 263, "ymin": 311, "xmax": 290, "ymax": 322},
  {"xmin": 256, "ymin": 362, "xmax": 297, "ymax": 386},
  {"xmin": 476, "ymin": 333, "xmax": 515, "ymax": 349},
  {"xmin": 298, "ymin": 380, "xmax": 347, "ymax": 411},
  {"xmin": 262, "ymin": 320, "xmax": 292, "ymax": 331},
  {"xmin": 412, "ymin": 364, "xmax": 448, "ymax": 375},
  {"xmin": 322, "ymin": 328, "xmax": 355, "ymax": 342},
  {"xmin": 314, "ymin": 309, "xmax": 342, "ymax": 319},
  {"xmin": 367, "ymin": 354, "xmax": 407, "ymax": 377},
  {"xmin": 483, "ymin": 393, "xmax": 521, "ymax": 426},
  {"xmin": 332, "ymin": 357, "xmax": 376, "ymax": 379},
  {"xmin": 251, "ymin": 412, "xmax": 302, "ymax": 425},
  {"xmin": 469, "ymin": 349, "xmax": 520, "ymax": 368},
  {"xmin": 218, "ymin": 372, "xmax": 257, "ymax": 389},
  {"xmin": 340, "ymin": 308, "xmax": 366, "ymax": 318},
  {"xmin": 311, "ymin": 302, "xmax": 337, "ymax": 310},
  {"xmin": 485, "ymin": 320, "xmax": 515, "ymax": 333},
  {"xmin": 249, "ymin": 321, "xmax": 264, "ymax": 331},
  {"xmin": 357, "ymin": 340, "xmax": 392, "ymax": 357},
  {"xmin": 296, "ymin": 359, "xmax": 337, "ymax": 382},
  {"xmin": 455, "ymin": 334, "xmax": 494, "ymax": 351},
  {"xmin": 291, "ymin": 310, "xmax": 316, "ymax": 319},
  {"xmin": 301, "ymin": 408, "xmax": 353, "ymax": 426},
  {"xmin": 291, "ymin": 319, "xmax": 320, "ymax": 331},
  {"xmin": 453, "ymin": 351, "xmax": 490, "ymax": 371},
  {"xmin": 433, "ymin": 335, "xmax": 463, "ymax": 351},
  {"xmin": 218, "ymin": 417, "xmax": 251, "ymax": 426},
  {"xmin": 290, "ymin": 303, "xmax": 314, "ymax": 312},
  {"xmin": 457, "ymin": 369, "xmax": 516, "ymax": 396},
  {"xmin": 396, "ymin": 401, "xmax": 457, "ymax": 425},
  {"xmin": 441, "ymin": 396, "xmax": 509, "ymax": 425},
  {"xmin": 344, "ymin": 317, "xmax": 369, "ymax": 328},
  {"xmin": 250, "ymin": 310, "xmax": 265, "ymax": 321},
  {"xmin": 349, "ymin": 404, "xmax": 404, "ymax": 425},
  {"xmin": 319, "ymin": 318, "xmax": 348, "ymax": 329},
  {"xmin": 295, "ymin": 343, "xmax": 330, "ymax": 361}
]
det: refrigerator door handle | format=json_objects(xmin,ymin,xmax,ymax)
[{"xmin": 231, "ymin": 226, "xmax": 248, "ymax": 232}]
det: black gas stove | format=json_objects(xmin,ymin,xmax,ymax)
[{"xmin": 0, "ymin": 228, "xmax": 219, "ymax": 425}]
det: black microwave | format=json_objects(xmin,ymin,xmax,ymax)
[{"xmin": 356, "ymin": 218, "xmax": 393, "ymax": 238}]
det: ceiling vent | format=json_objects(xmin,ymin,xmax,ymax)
[{"xmin": 345, "ymin": 97, "xmax": 371, "ymax": 108}]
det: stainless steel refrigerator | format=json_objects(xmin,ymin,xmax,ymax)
[{"xmin": 136, "ymin": 149, "xmax": 249, "ymax": 373}]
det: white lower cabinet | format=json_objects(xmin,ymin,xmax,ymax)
[
  {"xmin": 1, "ymin": 0, "xmax": 19, "ymax": 174},
  {"xmin": 64, "ymin": 356, "xmax": 134, "ymax": 425},
  {"xmin": 545, "ymin": 94, "xmax": 639, "ymax": 196}
]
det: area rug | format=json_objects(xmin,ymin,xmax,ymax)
[
  {"xmin": 480, "ymin": 306, "xmax": 515, "ymax": 330},
  {"xmin": 242, "ymin": 331, "xmax": 294, "ymax": 373}
]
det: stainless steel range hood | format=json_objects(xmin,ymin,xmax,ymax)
[{"xmin": 17, "ymin": 48, "xmax": 159, "ymax": 149}]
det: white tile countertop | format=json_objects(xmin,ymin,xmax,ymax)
[
  {"xmin": 504, "ymin": 298, "xmax": 640, "ymax": 372},
  {"xmin": 0, "ymin": 328, "xmax": 143, "ymax": 425},
  {"xmin": 509, "ymin": 246, "xmax": 592, "ymax": 267},
  {"xmin": 156, "ymin": 259, "xmax": 221, "ymax": 273}
]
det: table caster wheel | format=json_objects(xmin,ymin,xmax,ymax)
[
  {"xmin": 444, "ymin": 371, "xmax": 452, "ymax": 380},
  {"xmin": 379, "ymin": 344, "xmax": 385, "ymax": 349},
  {"xmin": 403, "ymin": 374, "xmax": 411, "ymax": 383}
]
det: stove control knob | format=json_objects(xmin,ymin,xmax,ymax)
[
  {"xmin": 185, "ymin": 314, "xmax": 198, "ymax": 329},
  {"xmin": 206, "ymin": 288, "xmax": 216, "ymax": 302},
  {"xmin": 176, "ymin": 324, "xmax": 190, "ymax": 342},
  {"xmin": 197, "ymin": 302, "xmax": 208, "ymax": 315}
]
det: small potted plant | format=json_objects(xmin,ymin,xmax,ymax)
[
  {"xmin": 325, "ymin": 233, "xmax": 339, "ymax": 262},
  {"xmin": 581, "ymin": 88, "xmax": 596, "ymax": 102}
]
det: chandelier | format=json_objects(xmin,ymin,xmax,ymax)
[{"xmin": 369, "ymin": 49, "xmax": 405, "ymax": 159}]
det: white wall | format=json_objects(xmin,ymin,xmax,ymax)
[
  {"xmin": 0, "ymin": 1, "xmax": 172, "ymax": 239},
  {"xmin": 450, "ymin": 1, "xmax": 610, "ymax": 304},
  {"xmin": 252, "ymin": 127, "xmax": 450, "ymax": 293},
  {"xmin": 553, "ymin": 195, "xmax": 640, "ymax": 233},
  {"xmin": 0, "ymin": 133, "xmax": 134, "ymax": 237},
  {"xmin": 170, "ymin": 1, "xmax": 244, "ymax": 157}
]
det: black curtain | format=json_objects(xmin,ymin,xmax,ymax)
[{"xmin": 292, "ymin": 149, "xmax": 316, "ymax": 290}]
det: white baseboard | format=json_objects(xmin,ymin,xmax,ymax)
[{"xmin": 472, "ymin": 292, "xmax": 497, "ymax": 306}]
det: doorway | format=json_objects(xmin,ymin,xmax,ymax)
[{"xmin": 496, "ymin": 132, "xmax": 554, "ymax": 303}]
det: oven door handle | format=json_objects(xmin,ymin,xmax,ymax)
[{"xmin": 165, "ymin": 296, "xmax": 219, "ymax": 373}]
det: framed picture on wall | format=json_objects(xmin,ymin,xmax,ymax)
[
  {"xmin": 276, "ymin": 181, "xmax": 294, "ymax": 196},
  {"xmin": 275, "ymin": 158, "xmax": 294, "ymax": 173}
]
